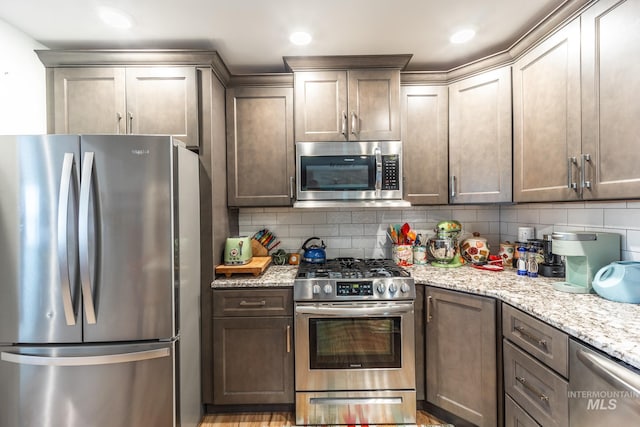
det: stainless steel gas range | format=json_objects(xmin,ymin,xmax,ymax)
[{"xmin": 294, "ymin": 258, "xmax": 416, "ymax": 426}]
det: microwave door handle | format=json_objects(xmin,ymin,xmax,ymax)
[{"xmin": 375, "ymin": 147, "xmax": 382, "ymax": 197}]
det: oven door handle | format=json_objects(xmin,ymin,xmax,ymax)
[{"xmin": 295, "ymin": 304, "xmax": 413, "ymax": 317}]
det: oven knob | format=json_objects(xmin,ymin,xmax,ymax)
[
  {"xmin": 388, "ymin": 283, "xmax": 398, "ymax": 294},
  {"xmin": 312, "ymin": 284, "xmax": 321, "ymax": 295},
  {"xmin": 323, "ymin": 284, "xmax": 333, "ymax": 295},
  {"xmin": 376, "ymin": 283, "xmax": 386, "ymax": 294},
  {"xmin": 400, "ymin": 283, "xmax": 411, "ymax": 294}
]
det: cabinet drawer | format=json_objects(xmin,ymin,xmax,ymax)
[
  {"xmin": 504, "ymin": 340, "xmax": 568, "ymax": 427},
  {"xmin": 505, "ymin": 395, "xmax": 540, "ymax": 427},
  {"xmin": 213, "ymin": 289, "xmax": 293, "ymax": 317},
  {"xmin": 503, "ymin": 304, "xmax": 568, "ymax": 376}
]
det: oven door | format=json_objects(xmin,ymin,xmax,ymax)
[{"xmin": 295, "ymin": 301, "xmax": 415, "ymax": 392}]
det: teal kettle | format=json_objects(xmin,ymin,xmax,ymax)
[{"xmin": 592, "ymin": 261, "xmax": 640, "ymax": 303}]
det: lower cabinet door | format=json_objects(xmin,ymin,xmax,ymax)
[
  {"xmin": 425, "ymin": 287, "xmax": 497, "ymax": 427},
  {"xmin": 213, "ymin": 317, "xmax": 294, "ymax": 404}
]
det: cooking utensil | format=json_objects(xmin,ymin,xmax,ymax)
[{"xmin": 302, "ymin": 237, "xmax": 327, "ymax": 264}]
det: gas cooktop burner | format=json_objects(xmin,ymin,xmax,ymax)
[
  {"xmin": 294, "ymin": 258, "xmax": 415, "ymax": 301},
  {"xmin": 296, "ymin": 257, "xmax": 410, "ymax": 280}
]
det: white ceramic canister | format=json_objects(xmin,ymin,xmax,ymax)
[
  {"xmin": 392, "ymin": 244, "xmax": 413, "ymax": 266},
  {"xmin": 413, "ymin": 245, "xmax": 427, "ymax": 265}
]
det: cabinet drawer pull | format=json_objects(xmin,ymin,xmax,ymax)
[
  {"xmin": 567, "ymin": 156, "xmax": 577, "ymax": 191},
  {"xmin": 239, "ymin": 300, "xmax": 267, "ymax": 307},
  {"xmin": 426, "ymin": 295, "xmax": 433, "ymax": 323},
  {"xmin": 515, "ymin": 325, "xmax": 547, "ymax": 348},
  {"xmin": 516, "ymin": 376, "xmax": 549, "ymax": 402},
  {"xmin": 341, "ymin": 111, "xmax": 348, "ymax": 137}
]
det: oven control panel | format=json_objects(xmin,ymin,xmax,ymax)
[{"xmin": 336, "ymin": 282, "xmax": 373, "ymax": 296}]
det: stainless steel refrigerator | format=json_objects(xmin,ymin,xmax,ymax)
[{"xmin": 0, "ymin": 135, "xmax": 201, "ymax": 427}]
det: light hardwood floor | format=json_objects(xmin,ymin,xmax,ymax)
[{"xmin": 199, "ymin": 410, "xmax": 448, "ymax": 426}]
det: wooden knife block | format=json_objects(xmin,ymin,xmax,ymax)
[{"xmin": 251, "ymin": 238, "xmax": 269, "ymax": 256}]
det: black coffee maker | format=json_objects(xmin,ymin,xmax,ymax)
[{"xmin": 539, "ymin": 234, "xmax": 565, "ymax": 277}]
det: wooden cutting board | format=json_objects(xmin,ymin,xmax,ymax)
[{"xmin": 215, "ymin": 256, "xmax": 272, "ymax": 277}]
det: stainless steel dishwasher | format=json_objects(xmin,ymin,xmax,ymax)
[{"xmin": 569, "ymin": 338, "xmax": 640, "ymax": 425}]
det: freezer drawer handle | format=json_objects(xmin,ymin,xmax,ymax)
[
  {"xmin": 310, "ymin": 397, "xmax": 403, "ymax": 406},
  {"xmin": 58, "ymin": 152, "xmax": 79, "ymax": 326},
  {"xmin": 0, "ymin": 348, "xmax": 169, "ymax": 367},
  {"xmin": 79, "ymin": 152, "xmax": 97, "ymax": 324}
]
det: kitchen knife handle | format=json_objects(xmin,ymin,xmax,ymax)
[
  {"xmin": 57, "ymin": 152, "xmax": 78, "ymax": 326},
  {"xmin": 567, "ymin": 156, "xmax": 577, "ymax": 191},
  {"xmin": 426, "ymin": 295, "xmax": 433, "ymax": 323},
  {"xmin": 79, "ymin": 152, "xmax": 97, "ymax": 324},
  {"xmin": 341, "ymin": 111, "xmax": 347, "ymax": 137}
]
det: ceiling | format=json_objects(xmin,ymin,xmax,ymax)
[{"xmin": 0, "ymin": 0, "xmax": 568, "ymax": 74}]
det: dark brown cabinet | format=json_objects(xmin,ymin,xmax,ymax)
[
  {"xmin": 48, "ymin": 66, "xmax": 199, "ymax": 148},
  {"xmin": 212, "ymin": 288, "xmax": 294, "ymax": 405},
  {"xmin": 400, "ymin": 85, "xmax": 449, "ymax": 205},
  {"xmin": 448, "ymin": 66, "xmax": 512, "ymax": 204},
  {"xmin": 425, "ymin": 287, "xmax": 497, "ymax": 427},
  {"xmin": 226, "ymin": 85, "xmax": 294, "ymax": 207},
  {"xmin": 293, "ymin": 69, "xmax": 401, "ymax": 142}
]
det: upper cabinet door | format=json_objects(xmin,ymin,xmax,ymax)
[
  {"xmin": 52, "ymin": 68, "xmax": 126, "ymax": 134},
  {"xmin": 401, "ymin": 85, "xmax": 449, "ymax": 205},
  {"xmin": 581, "ymin": 0, "xmax": 640, "ymax": 200},
  {"xmin": 512, "ymin": 19, "xmax": 582, "ymax": 203},
  {"xmin": 348, "ymin": 69, "xmax": 401, "ymax": 141},
  {"xmin": 448, "ymin": 66, "xmax": 512, "ymax": 204},
  {"xmin": 294, "ymin": 69, "xmax": 400, "ymax": 142},
  {"xmin": 294, "ymin": 71, "xmax": 348, "ymax": 142},
  {"xmin": 227, "ymin": 86, "xmax": 295, "ymax": 207},
  {"xmin": 126, "ymin": 67, "xmax": 199, "ymax": 148}
]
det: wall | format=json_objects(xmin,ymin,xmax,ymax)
[
  {"xmin": 239, "ymin": 200, "xmax": 640, "ymax": 261},
  {"xmin": 239, "ymin": 205, "xmax": 501, "ymax": 260},
  {"xmin": 0, "ymin": 19, "xmax": 46, "ymax": 134}
]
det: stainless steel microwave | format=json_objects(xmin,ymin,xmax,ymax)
[{"xmin": 294, "ymin": 141, "xmax": 409, "ymax": 207}]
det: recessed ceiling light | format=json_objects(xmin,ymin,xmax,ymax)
[
  {"xmin": 289, "ymin": 31, "xmax": 312, "ymax": 46},
  {"xmin": 98, "ymin": 6, "xmax": 133, "ymax": 29},
  {"xmin": 450, "ymin": 29, "xmax": 476, "ymax": 44}
]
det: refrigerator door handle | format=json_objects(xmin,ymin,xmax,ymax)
[
  {"xmin": 79, "ymin": 152, "xmax": 97, "ymax": 324},
  {"xmin": 0, "ymin": 348, "xmax": 170, "ymax": 367},
  {"xmin": 58, "ymin": 152, "xmax": 78, "ymax": 326}
]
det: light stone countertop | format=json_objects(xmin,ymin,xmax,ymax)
[{"xmin": 212, "ymin": 263, "xmax": 640, "ymax": 370}]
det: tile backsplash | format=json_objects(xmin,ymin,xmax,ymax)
[{"xmin": 239, "ymin": 200, "xmax": 640, "ymax": 261}]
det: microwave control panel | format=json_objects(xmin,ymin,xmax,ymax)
[{"xmin": 382, "ymin": 155, "xmax": 400, "ymax": 190}]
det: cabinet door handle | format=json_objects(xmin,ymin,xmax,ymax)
[
  {"xmin": 514, "ymin": 325, "xmax": 548, "ymax": 349},
  {"xmin": 116, "ymin": 112, "xmax": 123, "ymax": 134},
  {"xmin": 581, "ymin": 153, "xmax": 592, "ymax": 196},
  {"xmin": 450, "ymin": 176, "xmax": 457, "ymax": 198},
  {"xmin": 341, "ymin": 111, "xmax": 348, "ymax": 137},
  {"xmin": 426, "ymin": 295, "xmax": 433, "ymax": 323},
  {"xmin": 516, "ymin": 376, "xmax": 549, "ymax": 402},
  {"xmin": 286, "ymin": 325, "xmax": 291, "ymax": 353},
  {"xmin": 239, "ymin": 300, "xmax": 266, "ymax": 307},
  {"xmin": 567, "ymin": 156, "xmax": 577, "ymax": 191},
  {"xmin": 127, "ymin": 111, "xmax": 133, "ymax": 134},
  {"xmin": 290, "ymin": 176, "xmax": 295, "ymax": 199},
  {"xmin": 351, "ymin": 111, "xmax": 358, "ymax": 136}
]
